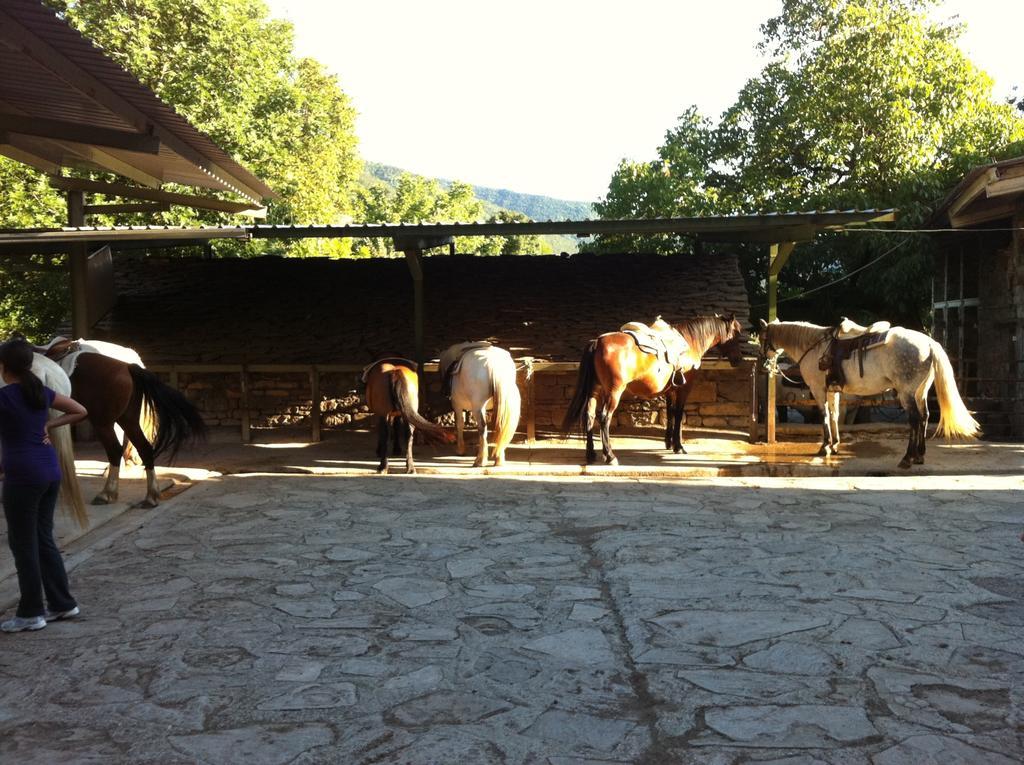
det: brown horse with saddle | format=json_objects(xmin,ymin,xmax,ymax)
[
  {"xmin": 36, "ymin": 338, "xmax": 206, "ymax": 507},
  {"xmin": 563, "ymin": 315, "xmax": 744, "ymax": 464},
  {"xmin": 363, "ymin": 358, "xmax": 453, "ymax": 474}
]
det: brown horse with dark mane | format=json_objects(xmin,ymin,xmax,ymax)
[
  {"xmin": 364, "ymin": 358, "xmax": 452, "ymax": 474},
  {"xmin": 56, "ymin": 353, "xmax": 206, "ymax": 507},
  {"xmin": 562, "ymin": 314, "xmax": 744, "ymax": 464}
]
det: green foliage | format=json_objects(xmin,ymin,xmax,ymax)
[
  {"xmin": 593, "ymin": 0, "xmax": 1024, "ymax": 326},
  {"xmin": 365, "ymin": 162, "xmax": 593, "ymax": 221},
  {"xmin": 354, "ymin": 172, "xmax": 548, "ymax": 257},
  {"xmin": 2, "ymin": 0, "xmax": 364, "ymax": 338},
  {"xmin": 45, "ymin": 0, "xmax": 361, "ymax": 247},
  {"xmin": 364, "ymin": 162, "xmax": 582, "ymax": 253}
]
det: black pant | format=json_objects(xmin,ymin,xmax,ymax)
[{"xmin": 3, "ymin": 480, "xmax": 77, "ymax": 618}]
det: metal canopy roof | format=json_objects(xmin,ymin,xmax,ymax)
[
  {"xmin": 0, "ymin": 209, "xmax": 897, "ymax": 254},
  {"xmin": 0, "ymin": 0, "xmax": 274, "ymax": 204}
]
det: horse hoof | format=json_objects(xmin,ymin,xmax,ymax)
[
  {"xmin": 815, "ymin": 447, "xmax": 829, "ymax": 457},
  {"xmin": 376, "ymin": 467, "xmax": 387, "ymax": 475},
  {"xmin": 136, "ymin": 497, "xmax": 159, "ymax": 509},
  {"xmin": 406, "ymin": 468, "xmax": 417, "ymax": 475},
  {"xmin": 897, "ymin": 459, "xmax": 912, "ymax": 470},
  {"xmin": 472, "ymin": 460, "xmax": 484, "ymax": 468},
  {"xmin": 673, "ymin": 446, "xmax": 687, "ymax": 455},
  {"xmin": 91, "ymin": 495, "xmax": 114, "ymax": 506},
  {"xmin": 606, "ymin": 457, "xmax": 619, "ymax": 466},
  {"xmin": 913, "ymin": 456, "xmax": 924, "ymax": 465}
]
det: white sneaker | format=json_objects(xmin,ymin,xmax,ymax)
[
  {"xmin": 44, "ymin": 606, "xmax": 80, "ymax": 621},
  {"xmin": 1, "ymin": 616, "xmax": 47, "ymax": 633}
]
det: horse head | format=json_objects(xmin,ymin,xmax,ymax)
[
  {"xmin": 757, "ymin": 318, "xmax": 783, "ymax": 361},
  {"xmin": 716, "ymin": 313, "xmax": 745, "ymax": 367}
]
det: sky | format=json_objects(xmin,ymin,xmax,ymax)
[{"xmin": 266, "ymin": 1, "xmax": 1024, "ymax": 203}]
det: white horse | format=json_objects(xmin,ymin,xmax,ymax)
[
  {"xmin": 439, "ymin": 342, "xmax": 523, "ymax": 467},
  {"xmin": 0, "ymin": 355, "xmax": 88, "ymax": 527},
  {"xmin": 759, "ymin": 319, "xmax": 979, "ymax": 468}
]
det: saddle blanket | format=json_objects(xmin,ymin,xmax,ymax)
[
  {"xmin": 442, "ymin": 342, "xmax": 494, "ymax": 397},
  {"xmin": 40, "ymin": 337, "xmax": 146, "ymax": 378}
]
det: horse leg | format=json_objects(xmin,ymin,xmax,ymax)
[
  {"xmin": 92, "ymin": 424, "xmax": 124, "ymax": 505},
  {"xmin": 897, "ymin": 392, "xmax": 919, "ymax": 469},
  {"xmin": 811, "ymin": 385, "xmax": 831, "ymax": 456},
  {"xmin": 583, "ymin": 394, "xmax": 598, "ymax": 465},
  {"xmin": 599, "ymin": 388, "xmax": 623, "ymax": 466},
  {"xmin": 473, "ymin": 405, "xmax": 488, "ymax": 468},
  {"xmin": 391, "ymin": 418, "xmax": 407, "ymax": 456},
  {"xmin": 914, "ymin": 391, "xmax": 928, "ymax": 464},
  {"xmin": 118, "ymin": 415, "xmax": 160, "ymax": 507},
  {"xmin": 455, "ymin": 407, "xmax": 466, "ymax": 456},
  {"xmin": 672, "ymin": 380, "xmax": 691, "ymax": 454},
  {"xmin": 405, "ymin": 422, "xmax": 416, "ymax": 475},
  {"xmin": 376, "ymin": 416, "xmax": 390, "ymax": 474},
  {"xmin": 664, "ymin": 391, "xmax": 674, "ymax": 450},
  {"xmin": 829, "ymin": 390, "xmax": 842, "ymax": 454}
]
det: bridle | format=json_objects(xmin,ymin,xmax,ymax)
[{"xmin": 760, "ymin": 326, "xmax": 830, "ymax": 385}]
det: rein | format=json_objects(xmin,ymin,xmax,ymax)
[{"xmin": 764, "ymin": 328, "xmax": 830, "ymax": 385}]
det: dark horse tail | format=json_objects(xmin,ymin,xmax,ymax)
[
  {"xmin": 561, "ymin": 339, "xmax": 598, "ymax": 434},
  {"xmin": 129, "ymin": 364, "xmax": 208, "ymax": 462},
  {"xmin": 390, "ymin": 371, "xmax": 451, "ymax": 444}
]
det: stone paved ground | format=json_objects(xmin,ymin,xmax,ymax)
[{"xmin": 1, "ymin": 473, "xmax": 1022, "ymax": 764}]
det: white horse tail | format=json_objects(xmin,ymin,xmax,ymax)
[
  {"xmin": 50, "ymin": 424, "xmax": 88, "ymax": 528},
  {"xmin": 489, "ymin": 361, "xmax": 521, "ymax": 459},
  {"xmin": 930, "ymin": 341, "xmax": 980, "ymax": 440}
]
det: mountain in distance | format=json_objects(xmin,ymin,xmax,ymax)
[{"xmin": 363, "ymin": 162, "xmax": 595, "ymax": 254}]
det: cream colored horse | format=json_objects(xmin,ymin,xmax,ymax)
[
  {"xmin": 760, "ymin": 319, "xmax": 979, "ymax": 468},
  {"xmin": 0, "ymin": 356, "xmax": 88, "ymax": 527},
  {"xmin": 439, "ymin": 342, "xmax": 522, "ymax": 467}
]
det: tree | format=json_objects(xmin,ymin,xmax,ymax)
[
  {"xmin": 2, "ymin": 0, "xmax": 364, "ymax": 339},
  {"xmin": 354, "ymin": 173, "xmax": 547, "ymax": 257},
  {"xmin": 593, "ymin": 0, "xmax": 1024, "ymax": 326}
]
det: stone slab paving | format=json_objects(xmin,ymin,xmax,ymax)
[{"xmin": 1, "ymin": 473, "xmax": 1022, "ymax": 764}]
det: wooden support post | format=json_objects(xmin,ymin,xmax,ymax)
[
  {"xmin": 240, "ymin": 367, "xmax": 251, "ymax": 444},
  {"xmin": 67, "ymin": 190, "xmax": 90, "ymax": 340},
  {"xmin": 765, "ymin": 241, "xmax": 795, "ymax": 445},
  {"xmin": 402, "ymin": 247, "xmax": 425, "ymax": 379},
  {"xmin": 524, "ymin": 358, "xmax": 536, "ymax": 444},
  {"xmin": 749, "ymin": 361, "xmax": 760, "ymax": 443},
  {"xmin": 309, "ymin": 367, "xmax": 321, "ymax": 443}
]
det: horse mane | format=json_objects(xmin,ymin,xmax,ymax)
[
  {"xmin": 769, "ymin": 321, "xmax": 831, "ymax": 353},
  {"xmin": 674, "ymin": 315, "xmax": 731, "ymax": 353}
]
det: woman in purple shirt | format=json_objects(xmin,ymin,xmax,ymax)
[{"xmin": 0, "ymin": 339, "xmax": 88, "ymax": 633}]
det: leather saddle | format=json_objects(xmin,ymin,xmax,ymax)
[
  {"xmin": 819, "ymin": 318, "xmax": 890, "ymax": 389},
  {"xmin": 620, "ymin": 317, "xmax": 689, "ymax": 387},
  {"xmin": 36, "ymin": 336, "xmax": 80, "ymax": 361},
  {"xmin": 442, "ymin": 341, "xmax": 493, "ymax": 398}
]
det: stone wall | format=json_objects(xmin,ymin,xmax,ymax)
[
  {"xmin": 166, "ymin": 362, "xmax": 753, "ymax": 436},
  {"xmin": 90, "ymin": 251, "xmax": 755, "ymax": 436}
]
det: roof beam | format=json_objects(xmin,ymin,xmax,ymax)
[
  {"xmin": 0, "ymin": 135, "xmax": 61, "ymax": 173},
  {"xmin": 83, "ymin": 202, "xmax": 171, "ymax": 215},
  {"xmin": 0, "ymin": 113, "xmax": 160, "ymax": 154},
  {"xmin": 48, "ymin": 176, "xmax": 267, "ymax": 217},
  {"xmin": 949, "ymin": 199, "xmax": 1020, "ymax": 228},
  {"xmin": 986, "ymin": 174, "xmax": 1024, "ymax": 199},
  {"xmin": 948, "ymin": 168, "xmax": 997, "ymax": 221},
  {"xmin": 0, "ymin": 6, "xmax": 265, "ymax": 202},
  {"xmin": 49, "ymin": 140, "xmax": 163, "ymax": 187}
]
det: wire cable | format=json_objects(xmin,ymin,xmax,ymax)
[{"xmin": 752, "ymin": 237, "xmax": 910, "ymax": 308}]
